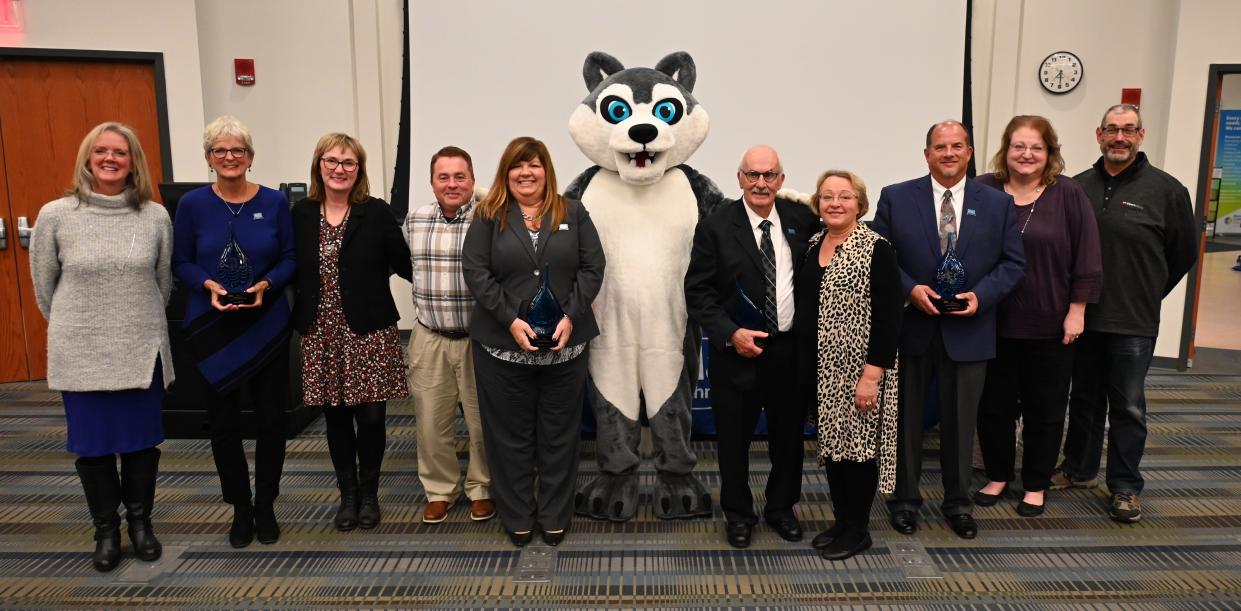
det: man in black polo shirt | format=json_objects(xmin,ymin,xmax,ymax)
[{"xmin": 1052, "ymin": 104, "xmax": 1199, "ymax": 523}]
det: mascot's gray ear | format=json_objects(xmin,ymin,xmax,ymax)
[
  {"xmin": 583, "ymin": 52, "xmax": 625, "ymax": 91},
  {"xmin": 655, "ymin": 51, "xmax": 697, "ymax": 92}
]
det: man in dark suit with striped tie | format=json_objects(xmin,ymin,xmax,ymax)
[{"xmin": 685, "ymin": 145, "xmax": 820, "ymax": 548}]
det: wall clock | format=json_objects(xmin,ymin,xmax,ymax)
[{"xmin": 1039, "ymin": 51, "xmax": 1083, "ymax": 94}]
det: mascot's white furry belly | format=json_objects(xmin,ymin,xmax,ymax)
[{"xmin": 582, "ymin": 170, "xmax": 698, "ymax": 419}]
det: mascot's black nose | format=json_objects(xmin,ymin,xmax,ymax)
[{"xmin": 628, "ymin": 123, "xmax": 658, "ymax": 145}]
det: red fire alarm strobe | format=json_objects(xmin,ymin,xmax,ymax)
[
  {"xmin": 235, "ymin": 58, "xmax": 256, "ymax": 86},
  {"xmin": 1121, "ymin": 88, "xmax": 1141, "ymax": 107}
]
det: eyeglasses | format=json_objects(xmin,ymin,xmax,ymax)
[
  {"xmin": 321, "ymin": 157, "xmax": 359, "ymax": 172},
  {"xmin": 1009, "ymin": 143, "xmax": 1046, "ymax": 155},
  {"xmin": 740, "ymin": 170, "xmax": 782, "ymax": 184},
  {"xmin": 91, "ymin": 147, "xmax": 129, "ymax": 159},
  {"xmin": 817, "ymin": 192, "xmax": 858, "ymax": 205},
  {"xmin": 209, "ymin": 147, "xmax": 249, "ymax": 159},
  {"xmin": 1101, "ymin": 126, "xmax": 1141, "ymax": 137}
]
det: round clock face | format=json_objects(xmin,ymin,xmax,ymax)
[{"xmin": 1040, "ymin": 51, "xmax": 1083, "ymax": 94}]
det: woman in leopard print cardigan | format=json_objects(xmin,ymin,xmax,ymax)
[{"xmin": 794, "ymin": 170, "xmax": 902, "ymax": 562}]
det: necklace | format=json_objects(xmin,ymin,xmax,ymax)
[
  {"xmin": 519, "ymin": 206, "xmax": 541, "ymax": 223},
  {"xmin": 1002, "ymin": 182, "xmax": 1042, "ymax": 234},
  {"xmin": 213, "ymin": 184, "xmax": 249, "ymax": 217},
  {"xmin": 322, "ymin": 202, "xmax": 351, "ymax": 227}
]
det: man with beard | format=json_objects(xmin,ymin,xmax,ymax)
[
  {"xmin": 1051, "ymin": 104, "xmax": 1198, "ymax": 523},
  {"xmin": 872, "ymin": 120, "xmax": 1025, "ymax": 539},
  {"xmin": 685, "ymin": 145, "xmax": 819, "ymax": 548}
]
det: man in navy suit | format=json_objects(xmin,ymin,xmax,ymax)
[{"xmin": 871, "ymin": 121, "xmax": 1025, "ymax": 539}]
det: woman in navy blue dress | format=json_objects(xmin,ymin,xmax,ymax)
[
  {"xmin": 172, "ymin": 116, "xmax": 296, "ymax": 548},
  {"xmin": 29, "ymin": 122, "xmax": 174, "ymax": 572}
]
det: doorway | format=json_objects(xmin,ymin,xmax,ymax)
[
  {"xmin": 1189, "ymin": 65, "xmax": 1241, "ymax": 361},
  {"xmin": 0, "ymin": 49, "xmax": 171, "ymax": 382}
]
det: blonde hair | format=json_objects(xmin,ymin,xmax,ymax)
[
  {"xmin": 69, "ymin": 122, "xmax": 154, "ymax": 209},
  {"xmin": 307, "ymin": 133, "xmax": 371, "ymax": 205},
  {"xmin": 477, "ymin": 137, "xmax": 565, "ymax": 233},
  {"xmin": 812, "ymin": 169, "xmax": 869, "ymax": 219},
  {"xmin": 202, "ymin": 115, "xmax": 254, "ymax": 154}
]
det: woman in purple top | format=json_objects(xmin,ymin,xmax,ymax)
[{"xmin": 974, "ymin": 116, "xmax": 1103, "ymax": 516}]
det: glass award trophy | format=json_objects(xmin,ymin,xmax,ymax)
[
  {"xmin": 216, "ymin": 229, "xmax": 257, "ymax": 306},
  {"xmin": 524, "ymin": 263, "xmax": 564, "ymax": 350},
  {"xmin": 933, "ymin": 232, "xmax": 967, "ymax": 313},
  {"xmin": 732, "ymin": 279, "xmax": 768, "ymax": 346}
]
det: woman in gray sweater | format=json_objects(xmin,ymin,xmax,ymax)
[{"xmin": 29, "ymin": 122, "xmax": 174, "ymax": 572}]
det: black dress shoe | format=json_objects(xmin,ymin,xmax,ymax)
[
  {"xmin": 820, "ymin": 530, "xmax": 872, "ymax": 561},
  {"xmin": 812, "ymin": 522, "xmax": 846, "ymax": 550},
  {"xmin": 946, "ymin": 513, "xmax": 978, "ymax": 539},
  {"xmin": 541, "ymin": 530, "xmax": 565, "ymax": 546},
  {"xmin": 508, "ymin": 531, "xmax": 533, "ymax": 547},
  {"xmin": 889, "ymin": 509, "xmax": 918, "ymax": 535},
  {"xmin": 765, "ymin": 516, "xmax": 803, "ymax": 542},
  {"xmin": 1016, "ymin": 500, "xmax": 1045, "ymax": 517},
  {"xmin": 972, "ymin": 488, "xmax": 1004, "ymax": 507},
  {"xmin": 725, "ymin": 521, "xmax": 752, "ymax": 548}
]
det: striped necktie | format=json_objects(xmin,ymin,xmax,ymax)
[{"xmin": 758, "ymin": 219, "xmax": 778, "ymax": 331}]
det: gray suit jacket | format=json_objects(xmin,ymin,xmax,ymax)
[{"xmin": 461, "ymin": 197, "xmax": 605, "ymax": 350}]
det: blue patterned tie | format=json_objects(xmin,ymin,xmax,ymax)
[{"xmin": 758, "ymin": 219, "xmax": 778, "ymax": 331}]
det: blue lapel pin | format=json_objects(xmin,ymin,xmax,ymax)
[
  {"xmin": 786, "ymin": 227, "xmax": 795, "ymax": 236},
  {"xmin": 966, "ymin": 208, "xmax": 977, "ymax": 216}
]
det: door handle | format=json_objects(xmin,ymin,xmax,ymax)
[
  {"xmin": 0, "ymin": 217, "xmax": 6, "ymax": 249},
  {"xmin": 17, "ymin": 216, "xmax": 31, "ymax": 249}
]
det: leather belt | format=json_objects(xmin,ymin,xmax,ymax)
[{"xmin": 419, "ymin": 321, "xmax": 469, "ymax": 340}]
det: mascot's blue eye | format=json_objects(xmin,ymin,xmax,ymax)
[
  {"xmin": 653, "ymin": 99, "xmax": 684, "ymax": 125},
  {"xmin": 601, "ymin": 96, "xmax": 632, "ymax": 124}
]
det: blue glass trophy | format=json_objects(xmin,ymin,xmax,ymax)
[
  {"xmin": 217, "ymin": 229, "xmax": 256, "ymax": 306},
  {"xmin": 933, "ymin": 232, "xmax": 967, "ymax": 313},
  {"xmin": 524, "ymin": 263, "xmax": 564, "ymax": 350},
  {"xmin": 732, "ymin": 279, "xmax": 768, "ymax": 346}
]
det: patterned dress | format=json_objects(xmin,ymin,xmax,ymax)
[{"xmin": 301, "ymin": 214, "xmax": 408, "ymax": 406}]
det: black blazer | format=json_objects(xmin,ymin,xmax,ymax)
[
  {"xmin": 290, "ymin": 196, "xmax": 412, "ymax": 334},
  {"xmin": 461, "ymin": 198, "xmax": 605, "ymax": 350},
  {"xmin": 685, "ymin": 197, "xmax": 820, "ymax": 389}
]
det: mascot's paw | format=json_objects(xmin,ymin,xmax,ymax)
[
  {"xmin": 575, "ymin": 472, "xmax": 639, "ymax": 522},
  {"xmin": 654, "ymin": 471, "xmax": 713, "ymax": 520},
  {"xmin": 776, "ymin": 187, "xmax": 812, "ymax": 207}
]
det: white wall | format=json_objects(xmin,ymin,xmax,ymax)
[
  {"xmin": 0, "ymin": 0, "xmax": 207, "ymax": 182},
  {"xmin": 1161, "ymin": 0, "xmax": 1241, "ymax": 360}
]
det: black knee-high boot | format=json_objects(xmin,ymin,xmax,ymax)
[
  {"xmin": 354, "ymin": 402, "xmax": 387, "ymax": 529},
  {"xmin": 120, "ymin": 447, "xmax": 163, "ymax": 561},
  {"xmin": 75, "ymin": 455, "xmax": 122, "ymax": 571},
  {"xmin": 323, "ymin": 406, "xmax": 359, "ymax": 531}
]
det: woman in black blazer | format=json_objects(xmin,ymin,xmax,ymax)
[
  {"xmin": 291, "ymin": 133, "xmax": 411, "ymax": 532},
  {"xmin": 461, "ymin": 136, "xmax": 605, "ymax": 547}
]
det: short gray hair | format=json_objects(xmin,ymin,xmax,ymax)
[
  {"xmin": 1100, "ymin": 104, "xmax": 1142, "ymax": 129},
  {"xmin": 202, "ymin": 115, "xmax": 254, "ymax": 154}
]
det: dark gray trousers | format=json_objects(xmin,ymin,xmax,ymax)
[
  {"xmin": 888, "ymin": 328, "xmax": 986, "ymax": 517},
  {"xmin": 473, "ymin": 343, "xmax": 588, "ymax": 533}
]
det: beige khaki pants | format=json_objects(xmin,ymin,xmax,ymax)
[{"xmin": 408, "ymin": 323, "xmax": 490, "ymax": 502}]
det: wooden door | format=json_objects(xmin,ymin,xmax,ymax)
[{"xmin": 0, "ymin": 55, "xmax": 167, "ymax": 382}]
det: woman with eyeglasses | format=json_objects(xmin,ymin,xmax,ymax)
[
  {"xmin": 172, "ymin": 115, "xmax": 296, "ymax": 547},
  {"xmin": 29, "ymin": 122, "xmax": 173, "ymax": 572},
  {"xmin": 973, "ymin": 115, "xmax": 1102, "ymax": 516},
  {"xmin": 793, "ymin": 170, "xmax": 902, "ymax": 561},
  {"xmin": 290, "ymin": 133, "xmax": 411, "ymax": 532}
]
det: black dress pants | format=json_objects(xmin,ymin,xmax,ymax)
[
  {"xmin": 473, "ymin": 343, "xmax": 588, "ymax": 533},
  {"xmin": 889, "ymin": 326, "xmax": 986, "ymax": 517},
  {"xmin": 710, "ymin": 333, "xmax": 804, "ymax": 525},
  {"xmin": 978, "ymin": 337, "xmax": 1076, "ymax": 491},
  {"xmin": 825, "ymin": 458, "xmax": 878, "ymax": 533},
  {"xmin": 206, "ymin": 343, "xmax": 289, "ymax": 507}
]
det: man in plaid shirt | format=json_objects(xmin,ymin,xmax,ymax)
[{"xmin": 404, "ymin": 146, "xmax": 493, "ymax": 524}]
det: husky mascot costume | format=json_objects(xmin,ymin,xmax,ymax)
[{"xmin": 566, "ymin": 51, "xmax": 727, "ymax": 521}]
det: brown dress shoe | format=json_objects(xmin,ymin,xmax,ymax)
[
  {"xmin": 470, "ymin": 499, "xmax": 496, "ymax": 521},
  {"xmin": 423, "ymin": 500, "xmax": 451, "ymax": 524}
]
